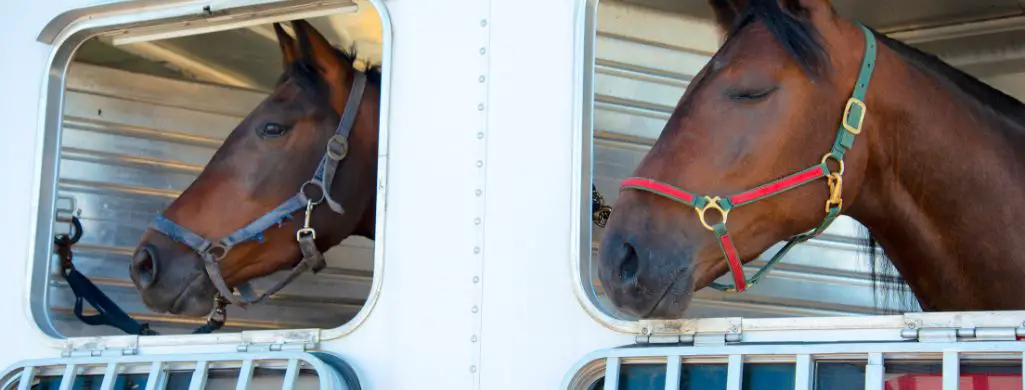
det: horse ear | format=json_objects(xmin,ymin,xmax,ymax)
[
  {"xmin": 290, "ymin": 19, "xmax": 344, "ymax": 77},
  {"xmin": 273, "ymin": 23, "xmax": 298, "ymax": 68},
  {"xmin": 708, "ymin": 0, "xmax": 746, "ymax": 33}
]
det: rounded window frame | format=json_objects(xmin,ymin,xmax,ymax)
[{"xmin": 27, "ymin": 0, "xmax": 394, "ymax": 343}]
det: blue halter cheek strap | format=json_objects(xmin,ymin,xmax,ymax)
[{"xmin": 150, "ymin": 70, "xmax": 368, "ymax": 308}]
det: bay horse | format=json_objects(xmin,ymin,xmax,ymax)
[
  {"xmin": 128, "ymin": 20, "xmax": 381, "ymax": 318},
  {"xmin": 597, "ymin": 0, "xmax": 1025, "ymax": 319}
]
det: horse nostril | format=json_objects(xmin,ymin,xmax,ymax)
[
  {"xmin": 619, "ymin": 242, "xmax": 639, "ymax": 283},
  {"xmin": 131, "ymin": 245, "xmax": 159, "ymax": 289}
]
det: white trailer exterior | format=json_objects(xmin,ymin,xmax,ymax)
[{"xmin": 4, "ymin": 0, "xmax": 1025, "ymax": 388}]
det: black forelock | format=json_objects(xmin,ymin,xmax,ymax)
[{"xmin": 724, "ymin": 0, "xmax": 827, "ymax": 76}]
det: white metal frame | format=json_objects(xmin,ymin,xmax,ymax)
[
  {"xmin": 27, "ymin": 0, "xmax": 394, "ymax": 343},
  {"xmin": 562, "ymin": 341, "xmax": 1025, "ymax": 390},
  {"xmin": 0, "ymin": 351, "xmax": 359, "ymax": 390}
]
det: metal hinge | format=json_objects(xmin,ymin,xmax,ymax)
[
  {"xmin": 901, "ymin": 326, "xmax": 1023, "ymax": 342},
  {"xmin": 900, "ymin": 313, "xmax": 1025, "ymax": 343},
  {"xmin": 236, "ymin": 329, "xmax": 319, "ymax": 352},
  {"xmin": 635, "ymin": 318, "xmax": 742, "ymax": 346},
  {"xmin": 61, "ymin": 336, "xmax": 139, "ymax": 357}
]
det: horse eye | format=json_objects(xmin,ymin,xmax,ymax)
[
  {"xmin": 258, "ymin": 123, "xmax": 290, "ymax": 139},
  {"xmin": 729, "ymin": 86, "xmax": 777, "ymax": 101}
]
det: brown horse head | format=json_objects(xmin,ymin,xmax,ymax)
[
  {"xmin": 129, "ymin": 20, "xmax": 380, "ymax": 317},
  {"xmin": 596, "ymin": 0, "xmax": 882, "ymax": 319}
]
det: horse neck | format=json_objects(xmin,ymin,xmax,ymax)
[
  {"xmin": 846, "ymin": 37, "xmax": 1025, "ymax": 311},
  {"xmin": 352, "ymin": 196, "xmax": 376, "ymax": 240}
]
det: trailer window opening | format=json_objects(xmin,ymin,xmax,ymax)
[
  {"xmin": 578, "ymin": 0, "xmax": 921, "ymax": 325},
  {"xmin": 33, "ymin": 0, "xmax": 390, "ymax": 339}
]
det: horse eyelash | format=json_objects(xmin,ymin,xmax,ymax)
[{"xmin": 728, "ymin": 86, "xmax": 778, "ymax": 101}]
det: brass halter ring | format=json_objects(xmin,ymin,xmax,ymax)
[
  {"xmin": 695, "ymin": 196, "xmax": 729, "ymax": 232},
  {"xmin": 820, "ymin": 152, "xmax": 845, "ymax": 176}
]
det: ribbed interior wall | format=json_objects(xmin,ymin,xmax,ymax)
[
  {"xmin": 49, "ymin": 63, "xmax": 373, "ymax": 337},
  {"xmin": 588, "ymin": 1, "xmax": 919, "ymax": 318}
]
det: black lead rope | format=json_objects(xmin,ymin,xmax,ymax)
[
  {"xmin": 54, "ymin": 215, "xmax": 227, "ymax": 336},
  {"xmin": 592, "ymin": 184, "xmax": 612, "ymax": 228}
]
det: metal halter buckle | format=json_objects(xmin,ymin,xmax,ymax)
[
  {"xmin": 296, "ymin": 199, "xmax": 317, "ymax": 241},
  {"xmin": 326, "ymin": 134, "xmax": 349, "ymax": 160},
  {"xmin": 826, "ymin": 173, "xmax": 844, "ymax": 212},
  {"xmin": 842, "ymin": 97, "xmax": 867, "ymax": 135}
]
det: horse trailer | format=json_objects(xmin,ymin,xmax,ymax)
[{"xmin": 3, "ymin": 0, "xmax": 1025, "ymax": 388}]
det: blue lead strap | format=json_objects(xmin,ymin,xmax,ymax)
[{"xmin": 63, "ymin": 267, "xmax": 156, "ymax": 335}]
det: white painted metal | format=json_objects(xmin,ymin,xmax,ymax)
[
  {"xmin": 664, "ymin": 355, "xmax": 680, "ymax": 390},
  {"xmin": 0, "ymin": 351, "xmax": 354, "ymax": 389},
  {"xmin": 562, "ymin": 340, "xmax": 1025, "ymax": 390},
  {"xmin": 3, "ymin": 0, "xmax": 1025, "ymax": 389},
  {"xmin": 944, "ymin": 351, "xmax": 959, "ymax": 390},
  {"xmin": 866, "ymin": 353, "xmax": 884, "ymax": 390},
  {"xmin": 795, "ymin": 354, "xmax": 813, "ymax": 390},
  {"xmin": 726, "ymin": 354, "xmax": 743, "ymax": 390}
]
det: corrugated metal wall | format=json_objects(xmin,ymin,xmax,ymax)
[
  {"xmin": 588, "ymin": 1, "xmax": 918, "ymax": 318},
  {"xmin": 50, "ymin": 63, "xmax": 373, "ymax": 337}
]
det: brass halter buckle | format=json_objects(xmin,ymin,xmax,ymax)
[
  {"xmin": 695, "ymin": 196, "xmax": 729, "ymax": 232},
  {"xmin": 842, "ymin": 97, "xmax": 867, "ymax": 135}
]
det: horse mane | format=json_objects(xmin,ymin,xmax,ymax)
[
  {"xmin": 869, "ymin": 30, "xmax": 1025, "ymax": 139},
  {"xmin": 335, "ymin": 44, "xmax": 383, "ymax": 85}
]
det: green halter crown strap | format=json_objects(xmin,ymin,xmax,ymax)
[{"xmin": 619, "ymin": 23, "xmax": 877, "ymax": 292}]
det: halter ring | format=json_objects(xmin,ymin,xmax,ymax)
[
  {"xmin": 205, "ymin": 244, "xmax": 228, "ymax": 261},
  {"xmin": 695, "ymin": 196, "xmax": 729, "ymax": 232},
  {"xmin": 299, "ymin": 180, "xmax": 326, "ymax": 205},
  {"xmin": 820, "ymin": 153, "xmax": 845, "ymax": 176}
]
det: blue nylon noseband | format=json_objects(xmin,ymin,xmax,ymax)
[{"xmin": 150, "ymin": 71, "xmax": 368, "ymax": 308}]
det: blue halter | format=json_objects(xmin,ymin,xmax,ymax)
[{"xmin": 150, "ymin": 71, "xmax": 368, "ymax": 308}]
